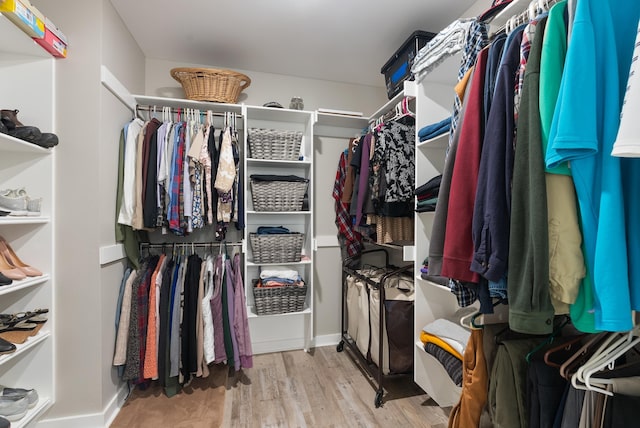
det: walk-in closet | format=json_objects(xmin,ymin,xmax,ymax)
[{"xmin": 0, "ymin": 0, "xmax": 638, "ymax": 427}]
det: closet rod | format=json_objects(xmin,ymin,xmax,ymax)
[
  {"xmin": 140, "ymin": 242, "xmax": 243, "ymax": 248},
  {"xmin": 135, "ymin": 105, "xmax": 244, "ymax": 118},
  {"xmin": 493, "ymin": 0, "xmax": 560, "ymax": 34}
]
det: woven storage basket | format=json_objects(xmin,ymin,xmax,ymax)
[
  {"xmin": 253, "ymin": 281, "xmax": 308, "ymax": 315},
  {"xmin": 250, "ymin": 178, "xmax": 308, "ymax": 211},
  {"xmin": 170, "ymin": 67, "xmax": 251, "ymax": 103},
  {"xmin": 250, "ymin": 232, "xmax": 305, "ymax": 263},
  {"xmin": 248, "ymin": 128, "xmax": 303, "ymax": 160}
]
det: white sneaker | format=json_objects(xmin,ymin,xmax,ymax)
[
  {"xmin": 0, "ymin": 395, "xmax": 28, "ymax": 421},
  {"xmin": 0, "ymin": 386, "xmax": 38, "ymax": 408}
]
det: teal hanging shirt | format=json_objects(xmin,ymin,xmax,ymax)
[{"xmin": 546, "ymin": 0, "xmax": 640, "ymax": 331}]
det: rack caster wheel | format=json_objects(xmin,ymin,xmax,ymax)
[
  {"xmin": 374, "ymin": 391, "xmax": 383, "ymax": 408},
  {"xmin": 336, "ymin": 341, "xmax": 344, "ymax": 352}
]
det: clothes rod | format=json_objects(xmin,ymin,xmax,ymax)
[
  {"xmin": 140, "ymin": 242, "xmax": 243, "ymax": 248},
  {"xmin": 135, "ymin": 105, "xmax": 243, "ymax": 118}
]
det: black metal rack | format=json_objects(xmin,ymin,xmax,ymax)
[{"xmin": 337, "ymin": 248, "xmax": 414, "ymax": 407}]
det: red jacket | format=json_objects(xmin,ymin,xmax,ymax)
[{"xmin": 441, "ymin": 47, "xmax": 489, "ymax": 283}]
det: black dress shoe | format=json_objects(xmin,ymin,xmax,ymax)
[
  {"xmin": 0, "ymin": 274, "xmax": 11, "ymax": 286},
  {"xmin": 0, "ymin": 338, "xmax": 15, "ymax": 355},
  {"xmin": 0, "ymin": 415, "xmax": 9, "ymax": 428},
  {"xmin": 35, "ymin": 133, "xmax": 58, "ymax": 148},
  {"xmin": 7, "ymin": 126, "xmax": 41, "ymax": 144}
]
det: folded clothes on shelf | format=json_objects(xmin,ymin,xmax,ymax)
[
  {"xmin": 418, "ymin": 117, "xmax": 451, "ymax": 141},
  {"xmin": 249, "ymin": 174, "xmax": 307, "ymax": 182},
  {"xmin": 256, "ymin": 226, "xmax": 291, "ymax": 234}
]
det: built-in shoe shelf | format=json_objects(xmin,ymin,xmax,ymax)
[
  {"xmin": 0, "ymin": 133, "xmax": 52, "ymax": 155},
  {"xmin": 0, "ymin": 275, "xmax": 50, "ymax": 297},
  {"xmin": 0, "ymin": 330, "xmax": 50, "ymax": 368}
]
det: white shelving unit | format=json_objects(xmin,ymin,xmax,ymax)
[
  {"xmin": 243, "ymin": 105, "xmax": 315, "ymax": 354},
  {"xmin": 0, "ymin": 14, "xmax": 56, "ymax": 427},
  {"xmin": 410, "ymin": 51, "xmax": 467, "ymax": 407}
]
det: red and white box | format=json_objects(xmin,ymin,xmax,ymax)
[{"xmin": 34, "ymin": 17, "xmax": 68, "ymax": 58}]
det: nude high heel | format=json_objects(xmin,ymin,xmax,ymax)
[
  {"xmin": 0, "ymin": 252, "xmax": 26, "ymax": 280},
  {"xmin": 0, "ymin": 237, "xmax": 41, "ymax": 277}
]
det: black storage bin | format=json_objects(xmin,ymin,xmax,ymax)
[{"xmin": 381, "ymin": 30, "xmax": 436, "ymax": 99}]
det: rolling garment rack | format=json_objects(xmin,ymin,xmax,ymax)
[{"xmin": 337, "ymin": 248, "xmax": 414, "ymax": 407}]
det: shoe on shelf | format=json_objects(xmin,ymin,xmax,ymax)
[
  {"xmin": 0, "ymin": 386, "xmax": 38, "ymax": 409},
  {"xmin": 0, "ymin": 237, "xmax": 41, "ymax": 277},
  {"xmin": 0, "ymin": 395, "xmax": 28, "ymax": 421},
  {"xmin": 0, "ymin": 252, "xmax": 26, "ymax": 281},
  {"xmin": 0, "ymin": 190, "xmax": 27, "ymax": 216},
  {"xmin": 0, "ymin": 338, "xmax": 15, "ymax": 355},
  {"xmin": 0, "ymin": 109, "xmax": 57, "ymax": 149},
  {"xmin": 0, "ymin": 273, "xmax": 11, "ymax": 286}
]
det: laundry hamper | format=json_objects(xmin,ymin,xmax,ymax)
[
  {"xmin": 248, "ymin": 128, "xmax": 303, "ymax": 160},
  {"xmin": 250, "ymin": 175, "xmax": 308, "ymax": 212}
]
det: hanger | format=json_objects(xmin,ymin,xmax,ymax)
[
  {"xmin": 574, "ymin": 326, "xmax": 640, "ymax": 395},
  {"xmin": 543, "ymin": 333, "xmax": 589, "ymax": 368},
  {"xmin": 558, "ymin": 332, "xmax": 609, "ymax": 379},
  {"xmin": 525, "ymin": 315, "xmax": 571, "ymax": 363}
]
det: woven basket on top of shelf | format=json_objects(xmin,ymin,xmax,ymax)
[
  {"xmin": 250, "ymin": 177, "xmax": 308, "ymax": 212},
  {"xmin": 253, "ymin": 280, "xmax": 308, "ymax": 315},
  {"xmin": 250, "ymin": 232, "xmax": 305, "ymax": 263},
  {"xmin": 170, "ymin": 67, "xmax": 251, "ymax": 103},
  {"xmin": 248, "ymin": 128, "xmax": 303, "ymax": 160}
]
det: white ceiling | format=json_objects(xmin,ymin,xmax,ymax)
[{"xmin": 109, "ymin": 0, "xmax": 481, "ymax": 88}]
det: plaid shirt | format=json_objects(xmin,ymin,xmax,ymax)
[
  {"xmin": 333, "ymin": 152, "xmax": 362, "ymax": 257},
  {"xmin": 449, "ymin": 20, "xmax": 489, "ymax": 151}
]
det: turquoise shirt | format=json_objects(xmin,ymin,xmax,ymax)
[{"xmin": 546, "ymin": 0, "xmax": 640, "ymax": 332}]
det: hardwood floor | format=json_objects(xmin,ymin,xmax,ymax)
[{"xmin": 222, "ymin": 346, "xmax": 451, "ymax": 428}]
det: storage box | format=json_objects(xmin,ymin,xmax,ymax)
[
  {"xmin": 250, "ymin": 232, "xmax": 305, "ymax": 263},
  {"xmin": 0, "ymin": 0, "xmax": 44, "ymax": 38},
  {"xmin": 34, "ymin": 17, "xmax": 68, "ymax": 58},
  {"xmin": 253, "ymin": 280, "xmax": 308, "ymax": 315},
  {"xmin": 381, "ymin": 30, "xmax": 436, "ymax": 99}
]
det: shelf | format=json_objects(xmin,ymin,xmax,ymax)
[
  {"xmin": 417, "ymin": 132, "xmax": 448, "ymax": 150},
  {"xmin": 247, "ymin": 158, "xmax": 311, "ymax": 166},
  {"xmin": 369, "ymin": 88, "xmax": 408, "ymax": 121},
  {"xmin": 415, "ymin": 52, "xmax": 463, "ymax": 87},
  {"xmin": 246, "ymin": 260, "xmax": 311, "ymax": 267},
  {"xmin": 0, "ymin": 133, "xmax": 52, "ymax": 155},
  {"xmin": 133, "ymin": 95, "xmax": 243, "ymax": 115},
  {"xmin": 247, "ymin": 306, "xmax": 311, "ymax": 319},
  {"xmin": 0, "ymin": 275, "xmax": 49, "ymax": 296},
  {"xmin": 314, "ymin": 112, "xmax": 369, "ymax": 138},
  {"xmin": 0, "ymin": 330, "xmax": 50, "ymax": 368},
  {"xmin": 246, "ymin": 211, "xmax": 311, "ymax": 215},
  {"xmin": 0, "ymin": 216, "xmax": 50, "ymax": 225},
  {"xmin": 245, "ymin": 106, "xmax": 313, "ymax": 124},
  {"xmin": 416, "ymin": 275, "xmax": 451, "ymax": 292},
  {"xmin": 14, "ymin": 397, "xmax": 53, "ymax": 428}
]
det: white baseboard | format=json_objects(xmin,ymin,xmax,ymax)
[
  {"xmin": 37, "ymin": 384, "xmax": 129, "ymax": 428},
  {"xmin": 311, "ymin": 333, "xmax": 341, "ymax": 348}
]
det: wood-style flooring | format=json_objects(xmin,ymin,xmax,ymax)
[{"xmin": 222, "ymin": 345, "xmax": 451, "ymax": 428}]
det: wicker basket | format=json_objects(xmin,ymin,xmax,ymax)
[
  {"xmin": 250, "ymin": 232, "xmax": 305, "ymax": 263},
  {"xmin": 170, "ymin": 67, "xmax": 251, "ymax": 103},
  {"xmin": 248, "ymin": 128, "xmax": 303, "ymax": 160},
  {"xmin": 253, "ymin": 281, "xmax": 308, "ymax": 315},
  {"xmin": 250, "ymin": 178, "xmax": 308, "ymax": 211}
]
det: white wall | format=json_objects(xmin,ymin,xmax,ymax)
[
  {"xmin": 29, "ymin": 0, "xmax": 145, "ymax": 425},
  {"xmin": 145, "ymin": 58, "xmax": 387, "ymax": 116}
]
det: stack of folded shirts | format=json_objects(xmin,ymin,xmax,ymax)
[
  {"xmin": 418, "ymin": 117, "xmax": 451, "ymax": 142},
  {"xmin": 412, "ymin": 19, "xmax": 474, "ymax": 80},
  {"xmin": 256, "ymin": 267, "xmax": 305, "ymax": 288},
  {"xmin": 415, "ymin": 174, "xmax": 442, "ymax": 212},
  {"xmin": 420, "ymin": 318, "xmax": 471, "ymax": 386}
]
